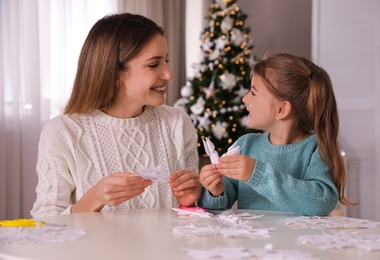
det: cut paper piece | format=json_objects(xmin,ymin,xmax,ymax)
[
  {"xmin": 178, "ymin": 206, "xmax": 208, "ymax": 212},
  {"xmin": 297, "ymin": 232, "xmax": 380, "ymax": 252},
  {"xmin": 171, "ymin": 208, "xmax": 264, "ymax": 223},
  {"xmin": 202, "ymin": 137, "xmax": 240, "ymax": 164},
  {"xmin": 183, "ymin": 245, "xmax": 318, "ymax": 260},
  {"xmin": 0, "ymin": 226, "xmax": 86, "ymax": 246},
  {"xmin": 218, "ymin": 210, "xmax": 264, "ymax": 219},
  {"xmin": 139, "ymin": 165, "xmax": 170, "ymax": 183},
  {"xmin": 282, "ymin": 216, "xmax": 380, "ymax": 229},
  {"xmin": 172, "ymin": 223, "xmax": 273, "ymax": 239},
  {"xmin": 172, "ymin": 207, "xmax": 213, "ymax": 218},
  {"xmin": 217, "ymin": 210, "xmax": 264, "ymax": 225}
]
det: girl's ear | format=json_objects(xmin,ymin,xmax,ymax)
[{"xmin": 275, "ymin": 101, "xmax": 292, "ymax": 120}]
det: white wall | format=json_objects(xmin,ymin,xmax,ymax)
[
  {"xmin": 312, "ymin": 0, "xmax": 380, "ymax": 221},
  {"xmin": 238, "ymin": 0, "xmax": 312, "ymax": 59},
  {"xmin": 185, "ymin": 0, "xmax": 312, "ymax": 73}
]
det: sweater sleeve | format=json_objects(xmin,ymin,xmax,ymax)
[
  {"xmin": 30, "ymin": 117, "xmax": 76, "ymax": 218},
  {"xmin": 247, "ymin": 150, "xmax": 338, "ymax": 216}
]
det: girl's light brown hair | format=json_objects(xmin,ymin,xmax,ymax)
[
  {"xmin": 252, "ymin": 52, "xmax": 353, "ymax": 206},
  {"xmin": 64, "ymin": 13, "xmax": 164, "ymax": 114}
]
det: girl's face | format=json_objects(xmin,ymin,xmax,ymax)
[
  {"xmin": 115, "ymin": 34, "xmax": 173, "ymax": 115},
  {"xmin": 242, "ymin": 74, "xmax": 281, "ymax": 131}
]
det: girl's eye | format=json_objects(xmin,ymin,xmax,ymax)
[{"xmin": 250, "ymin": 90, "xmax": 255, "ymax": 96}]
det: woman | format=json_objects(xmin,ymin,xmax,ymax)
[{"xmin": 31, "ymin": 13, "xmax": 200, "ymax": 218}]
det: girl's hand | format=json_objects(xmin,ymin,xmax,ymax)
[
  {"xmin": 217, "ymin": 154, "xmax": 255, "ymax": 182},
  {"xmin": 199, "ymin": 164, "xmax": 224, "ymax": 197},
  {"xmin": 72, "ymin": 172, "xmax": 152, "ymax": 213},
  {"xmin": 170, "ymin": 169, "xmax": 201, "ymax": 207}
]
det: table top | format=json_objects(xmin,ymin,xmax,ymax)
[{"xmin": 0, "ymin": 209, "xmax": 379, "ymax": 260}]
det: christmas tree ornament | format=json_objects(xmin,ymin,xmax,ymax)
[
  {"xmin": 180, "ymin": 84, "xmax": 194, "ymax": 97},
  {"xmin": 190, "ymin": 97, "xmax": 205, "ymax": 115},
  {"xmin": 212, "ymin": 121, "xmax": 228, "ymax": 140},
  {"xmin": 231, "ymin": 29, "xmax": 245, "ymax": 46},
  {"xmin": 220, "ymin": 71, "xmax": 237, "ymax": 91},
  {"xmin": 173, "ymin": 97, "xmax": 190, "ymax": 111},
  {"xmin": 198, "ymin": 115, "xmax": 212, "ymax": 132},
  {"xmin": 221, "ymin": 16, "xmax": 234, "ymax": 33}
]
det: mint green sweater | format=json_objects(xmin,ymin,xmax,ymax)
[{"xmin": 198, "ymin": 133, "xmax": 338, "ymax": 216}]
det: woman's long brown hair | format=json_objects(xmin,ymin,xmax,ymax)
[{"xmin": 64, "ymin": 13, "xmax": 164, "ymax": 114}]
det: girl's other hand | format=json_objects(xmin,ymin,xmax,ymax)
[{"xmin": 199, "ymin": 164, "xmax": 224, "ymax": 197}]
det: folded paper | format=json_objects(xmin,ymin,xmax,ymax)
[
  {"xmin": 202, "ymin": 137, "xmax": 240, "ymax": 164},
  {"xmin": 138, "ymin": 165, "xmax": 170, "ymax": 183}
]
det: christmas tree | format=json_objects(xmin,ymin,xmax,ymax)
[{"xmin": 174, "ymin": 0, "xmax": 255, "ymax": 157}]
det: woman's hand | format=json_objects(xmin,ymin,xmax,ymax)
[
  {"xmin": 72, "ymin": 172, "xmax": 152, "ymax": 213},
  {"xmin": 170, "ymin": 169, "xmax": 201, "ymax": 207},
  {"xmin": 199, "ymin": 164, "xmax": 224, "ymax": 197},
  {"xmin": 217, "ymin": 154, "xmax": 255, "ymax": 182}
]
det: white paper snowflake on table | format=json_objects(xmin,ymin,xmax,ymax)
[
  {"xmin": 171, "ymin": 208, "xmax": 263, "ymax": 223},
  {"xmin": 282, "ymin": 216, "xmax": 380, "ymax": 229},
  {"xmin": 184, "ymin": 244, "xmax": 318, "ymax": 260},
  {"xmin": 173, "ymin": 222, "xmax": 273, "ymax": 239},
  {"xmin": 217, "ymin": 210, "xmax": 264, "ymax": 225},
  {"xmin": 0, "ymin": 226, "xmax": 86, "ymax": 246},
  {"xmin": 172, "ymin": 208, "xmax": 270, "ymax": 239},
  {"xmin": 172, "ymin": 207, "xmax": 214, "ymax": 218},
  {"xmin": 297, "ymin": 232, "xmax": 380, "ymax": 252}
]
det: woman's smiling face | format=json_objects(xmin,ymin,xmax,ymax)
[{"xmin": 115, "ymin": 34, "xmax": 173, "ymax": 113}]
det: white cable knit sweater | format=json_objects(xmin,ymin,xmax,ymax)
[{"xmin": 31, "ymin": 105, "xmax": 198, "ymax": 218}]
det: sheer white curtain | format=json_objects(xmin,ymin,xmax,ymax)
[{"xmin": 0, "ymin": 0, "xmax": 119, "ymax": 219}]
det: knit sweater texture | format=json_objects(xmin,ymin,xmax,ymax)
[
  {"xmin": 31, "ymin": 105, "xmax": 198, "ymax": 218},
  {"xmin": 197, "ymin": 133, "xmax": 338, "ymax": 216}
]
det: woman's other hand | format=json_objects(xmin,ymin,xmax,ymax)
[{"xmin": 170, "ymin": 169, "xmax": 201, "ymax": 207}]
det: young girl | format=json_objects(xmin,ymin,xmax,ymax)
[
  {"xmin": 31, "ymin": 13, "xmax": 200, "ymax": 218},
  {"xmin": 198, "ymin": 52, "xmax": 351, "ymax": 216}
]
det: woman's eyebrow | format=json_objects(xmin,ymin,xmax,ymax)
[
  {"xmin": 146, "ymin": 56, "xmax": 163, "ymax": 62},
  {"xmin": 146, "ymin": 53, "xmax": 169, "ymax": 62}
]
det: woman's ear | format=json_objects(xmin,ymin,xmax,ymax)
[{"xmin": 275, "ymin": 101, "xmax": 292, "ymax": 120}]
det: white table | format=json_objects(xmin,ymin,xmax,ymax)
[{"xmin": 0, "ymin": 209, "xmax": 379, "ymax": 260}]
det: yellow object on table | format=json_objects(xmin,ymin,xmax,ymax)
[{"xmin": 0, "ymin": 219, "xmax": 45, "ymax": 227}]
